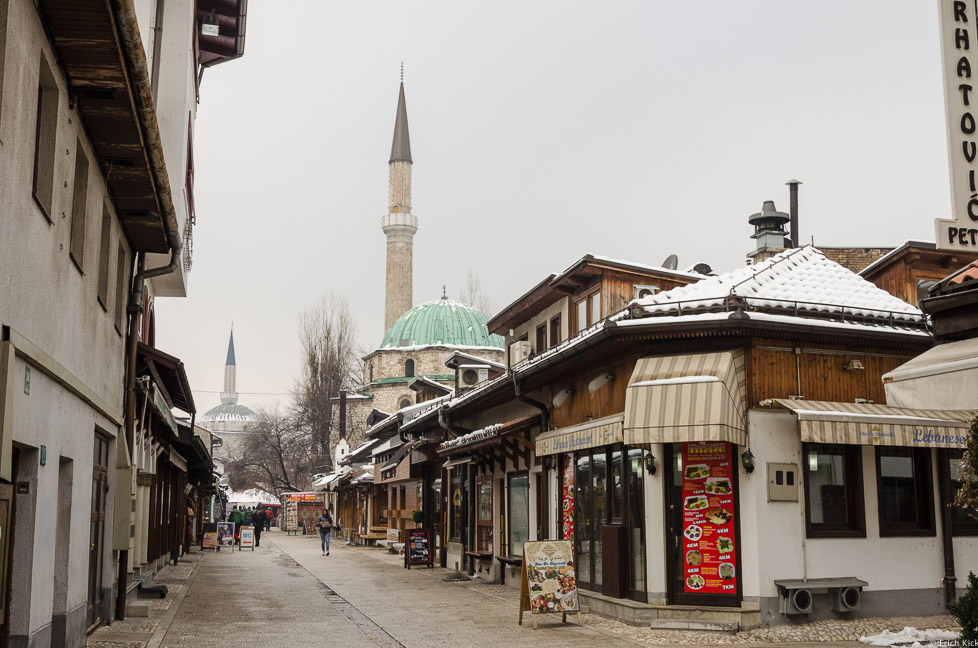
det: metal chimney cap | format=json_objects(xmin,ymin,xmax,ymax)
[
  {"xmin": 785, "ymin": 179, "xmax": 803, "ymax": 185},
  {"xmin": 748, "ymin": 200, "xmax": 789, "ymax": 226}
]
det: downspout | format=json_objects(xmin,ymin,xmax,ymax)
[
  {"xmin": 512, "ymin": 371, "xmax": 549, "ymax": 432},
  {"xmin": 110, "ymin": 0, "xmax": 183, "ymax": 621},
  {"xmin": 937, "ymin": 450, "xmax": 957, "ymax": 607}
]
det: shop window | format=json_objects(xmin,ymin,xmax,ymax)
[
  {"xmin": 876, "ymin": 447, "xmax": 935, "ymax": 537},
  {"xmin": 69, "ymin": 140, "xmax": 90, "ymax": 271},
  {"xmin": 32, "ymin": 54, "xmax": 59, "ymax": 220},
  {"xmin": 405, "ymin": 358, "xmax": 414, "ymax": 378},
  {"xmin": 508, "ymin": 472, "xmax": 529, "ymax": 556},
  {"xmin": 477, "ymin": 476, "xmax": 492, "ymax": 553},
  {"xmin": 803, "ymin": 443, "xmax": 865, "ymax": 538},
  {"xmin": 535, "ymin": 324, "xmax": 546, "ymax": 354},
  {"xmin": 945, "ymin": 449, "xmax": 978, "ymax": 535},
  {"xmin": 550, "ymin": 315, "xmax": 561, "ymax": 349}
]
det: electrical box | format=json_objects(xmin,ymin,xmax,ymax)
[{"xmin": 767, "ymin": 462, "xmax": 798, "ymax": 502}]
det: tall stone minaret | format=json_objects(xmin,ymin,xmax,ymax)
[
  {"xmin": 382, "ymin": 79, "xmax": 418, "ymax": 331},
  {"xmin": 220, "ymin": 329, "xmax": 239, "ymax": 405}
]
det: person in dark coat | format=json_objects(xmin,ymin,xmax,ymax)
[
  {"xmin": 253, "ymin": 505, "xmax": 264, "ymax": 547},
  {"xmin": 317, "ymin": 507, "xmax": 334, "ymax": 556}
]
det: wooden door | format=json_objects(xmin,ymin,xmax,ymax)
[{"xmin": 88, "ymin": 436, "xmax": 109, "ymax": 628}]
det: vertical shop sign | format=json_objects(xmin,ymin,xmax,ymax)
[
  {"xmin": 561, "ymin": 454, "xmax": 574, "ymax": 545},
  {"xmin": 681, "ymin": 442, "xmax": 736, "ymax": 595}
]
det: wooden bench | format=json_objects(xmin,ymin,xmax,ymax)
[
  {"xmin": 495, "ymin": 554, "xmax": 523, "ymax": 585},
  {"xmin": 359, "ymin": 525, "xmax": 388, "ymax": 545},
  {"xmin": 465, "ymin": 550, "xmax": 492, "ymax": 561}
]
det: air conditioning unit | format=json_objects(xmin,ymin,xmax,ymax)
[
  {"xmin": 509, "ymin": 341, "xmax": 532, "ymax": 367},
  {"xmin": 778, "ymin": 587, "xmax": 813, "ymax": 615},
  {"xmin": 634, "ymin": 284, "xmax": 660, "ymax": 300},
  {"xmin": 828, "ymin": 586, "xmax": 862, "ymax": 612},
  {"xmin": 459, "ymin": 365, "xmax": 489, "ymax": 387}
]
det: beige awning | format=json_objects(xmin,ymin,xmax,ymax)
[
  {"xmin": 535, "ymin": 414, "xmax": 624, "ymax": 457},
  {"xmin": 624, "ymin": 351, "xmax": 747, "ymax": 446},
  {"xmin": 774, "ymin": 399, "xmax": 977, "ymax": 449}
]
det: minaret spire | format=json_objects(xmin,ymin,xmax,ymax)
[
  {"xmin": 382, "ymin": 73, "xmax": 418, "ymax": 331},
  {"xmin": 220, "ymin": 328, "xmax": 239, "ymax": 405}
]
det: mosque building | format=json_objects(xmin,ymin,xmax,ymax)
[
  {"xmin": 200, "ymin": 329, "xmax": 257, "ymax": 461},
  {"xmin": 342, "ymin": 78, "xmax": 505, "ymax": 440}
]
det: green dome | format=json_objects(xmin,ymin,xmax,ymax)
[{"xmin": 380, "ymin": 298, "xmax": 504, "ymax": 350}]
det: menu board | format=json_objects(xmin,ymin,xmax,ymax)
[
  {"xmin": 405, "ymin": 529, "xmax": 432, "ymax": 567},
  {"xmin": 202, "ymin": 532, "xmax": 217, "ymax": 549},
  {"xmin": 681, "ymin": 442, "xmax": 736, "ymax": 595},
  {"xmin": 522, "ymin": 540, "xmax": 580, "ymax": 614},
  {"xmin": 561, "ymin": 454, "xmax": 574, "ymax": 545}
]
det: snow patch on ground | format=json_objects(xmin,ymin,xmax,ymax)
[{"xmin": 859, "ymin": 626, "xmax": 960, "ymax": 647}]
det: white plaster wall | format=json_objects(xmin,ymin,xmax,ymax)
[
  {"xmin": 644, "ymin": 443, "xmax": 667, "ymax": 602},
  {"xmin": 511, "ymin": 298, "xmax": 570, "ymax": 352},
  {"xmin": 746, "ymin": 409, "xmax": 952, "ymax": 600}
]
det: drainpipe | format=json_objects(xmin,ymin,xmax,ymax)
[
  {"xmin": 937, "ymin": 452, "xmax": 957, "ymax": 607},
  {"xmin": 512, "ymin": 372, "xmax": 549, "ymax": 432}
]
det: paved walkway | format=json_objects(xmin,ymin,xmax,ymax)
[{"xmin": 87, "ymin": 529, "xmax": 958, "ymax": 648}]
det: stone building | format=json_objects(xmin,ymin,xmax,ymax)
[
  {"xmin": 339, "ymin": 81, "xmax": 504, "ymax": 443},
  {"xmin": 199, "ymin": 330, "xmax": 257, "ymax": 461}
]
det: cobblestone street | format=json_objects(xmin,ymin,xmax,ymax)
[{"xmin": 85, "ymin": 529, "xmax": 962, "ymax": 648}]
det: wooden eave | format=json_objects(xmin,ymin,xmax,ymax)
[
  {"xmin": 38, "ymin": 0, "xmax": 169, "ymax": 253},
  {"xmin": 196, "ymin": 0, "xmax": 247, "ymax": 68},
  {"xmin": 861, "ymin": 244, "xmax": 976, "ymax": 280}
]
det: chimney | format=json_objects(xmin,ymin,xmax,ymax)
[
  {"xmin": 747, "ymin": 200, "xmax": 790, "ymax": 264},
  {"xmin": 339, "ymin": 391, "xmax": 347, "ymax": 440},
  {"xmin": 786, "ymin": 179, "xmax": 802, "ymax": 248}
]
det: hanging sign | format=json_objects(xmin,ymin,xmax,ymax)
[
  {"xmin": 240, "ymin": 526, "xmax": 254, "ymax": 550},
  {"xmin": 682, "ymin": 442, "xmax": 737, "ymax": 595},
  {"xmin": 938, "ymin": 0, "xmax": 978, "ymax": 249},
  {"xmin": 405, "ymin": 528, "xmax": 432, "ymax": 568},
  {"xmin": 518, "ymin": 540, "xmax": 582, "ymax": 630}
]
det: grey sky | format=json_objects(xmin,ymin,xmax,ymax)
[{"xmin": 156, "ymin": 1, "xmax": 952, "ymax": 415}]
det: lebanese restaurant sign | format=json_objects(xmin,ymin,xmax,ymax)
[{"xmin": 938, "ymin": 0, "xmax": 978, "ymax": 249}]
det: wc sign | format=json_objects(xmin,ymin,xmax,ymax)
[{"xmin": 938, "ymin": 1, "xmax": 978, "ymax": 249}]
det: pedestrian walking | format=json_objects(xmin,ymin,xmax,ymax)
[
  {"xmin": 253, "ymin": 505, "xmax": 264, "ymax": 547},
  {"xmin": 317, "ymin": 507, "xmax": 334, "ymax": 556},
  {"xmin": 243, "ymin": 506, "xmax": 254, "ymax": 527},
  {"xmin": 264, "ymin": 506, "xmax": 273, "ymax": 531},
  {"xmin": 229, "ymin": 506, "xmax": 245, "ymax": 544}
]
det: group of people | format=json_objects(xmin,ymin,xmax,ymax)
[{"xmin": 226, "ymin": 504, "xmax": 274, "ymax": 547}]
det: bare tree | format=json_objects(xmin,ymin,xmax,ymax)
[
  {"xmin": 457, "ymin": 269, "xmax": 495, "ymax": 316},
  {"xmin": 238, "ymin": 406, "xmax": 313, "ymax": 495},
  {"xmin": 293, "ymin": 293, "xmax": 362, "ymax": 472},
  {"xmin": 955, "ymin": 416, "xmax": 978, "ymax": 513}
]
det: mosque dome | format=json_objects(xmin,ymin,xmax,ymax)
[
  {"xmin": 200, "ymin": 402, "xmax": 257, "ymax": 424},
  {"xmin": 379, "ymin": 297, "xmax": 504, "ymax": 350}
]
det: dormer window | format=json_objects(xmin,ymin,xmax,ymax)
[{"xmin": 405, "ymin": 358, "xmax": 415, "ymax": 378}]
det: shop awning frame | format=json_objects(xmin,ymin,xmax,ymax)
[
  {"xmin": 381, "ymin": 439, "xmax": 416, "ymax": 471},
  {"xmin": 774, "ymin": 399, "xmax": 977, "ymax": 449},
  {"xmin": 623, "ymin": 350, "xmax": 747, "ymax": 447},
  {"xmin": 536, "ymin": 413, "xmax": 624, "ymax": 457}
]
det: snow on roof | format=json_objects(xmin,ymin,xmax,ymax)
[
  {"xmin": 587, "ymin": 254, "xmax": 705, "ymax": 279},
  {"xmin": 438, "ymin": 423, "xmax": 504, "ymax": 451},
  {"xmin": 228, "ymin": 488, "xmax": 278, "ymax": 504},
  {"xmin": 630, "ymin": 246, "xmax": 923, "ymax": 323}
]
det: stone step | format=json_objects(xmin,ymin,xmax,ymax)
[
  {"xmin": 650, "ymin": 619, "xmax": 738, "ymax": 633},
  {"xmin": 126, "ymin": 600, "xmax": 151, "ymax": 617}
]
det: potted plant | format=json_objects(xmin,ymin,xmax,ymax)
[{"xmin": 411, "ymin": 509, "xmax": 424, "ymax": 528}]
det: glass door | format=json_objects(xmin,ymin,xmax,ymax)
[{"xmin": 626, "ymin": 447, "xmax": 646, "ymax": 600}]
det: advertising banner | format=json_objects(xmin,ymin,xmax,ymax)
[
  {"xmin": 561, "ymin": 454, "xmax": 574, "ymax": 545},
  {"xmin": 202, "ymin": 532, "xmax": 217, "ymax": 549},
  {"xmin": 240, "ymin": 526, "xmax": 254, "ymax": 549},
  {"xmin": 217, "ymin": 522, "xmax": 235, "ymax": 547},
  {"xmin": 681, "ymin": 442, "xmax": 736, "ymax": 595}
]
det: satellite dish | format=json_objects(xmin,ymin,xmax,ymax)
[
  {"xmin": 662, "ymin": 254, "xmax": 679, "ymax": 270},
  {"xmin": 693, "ymin": 263, "xmax": 713, "ymax": 275}
]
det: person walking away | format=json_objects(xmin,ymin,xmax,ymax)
[
  {"xmin": 265, "ymin": 506, "xmax": 273, "ymax": 531},
  {"xmin": 243, "ymin": 506, "xmax": 254, "ymax": 528},
  {"xmin": 229, "ymin": 506, "xmax": 245, "ymax": 544},
  {"xmin": 317, "ymin": 508, "xmax": 333, "ymax": 556},
  {"xmin": 253, "ymin": 505, "xmax": 264, "ymax": 547}
]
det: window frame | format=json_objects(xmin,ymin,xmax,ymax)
[
  {"xmin": 875, "ymin": 446, "xmax": 935, "ymax": 537},
  {"xmin": 69, "ymin": 139, "xmax": 90, "ymax": 273},
  {"xmin": 549, "ymin": 315, "xmax": 561, "ymax": 349},
  {"xmin": 535, "ymin": 323, "xmax": 547, "ymax": 354},
  {"xmin": 573, "ymin": 287, "xmax": 601, "ymax": 334},
  {"xmin": 941, "ymin": 448, "xmax": 978, "ymax": 536},
  {"xmin": 507, "ymin": 470, "xmax": 529, "ymax": 557},
  {"xmin": 32, "ymin": 56, "xmax": 59, "ymax": 221},
  {"xmin": 802, "ymin": 443, "xmax": 866, "ymax": 539}
]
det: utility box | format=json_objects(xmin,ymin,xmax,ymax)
[{"xmin": 767, "ymin": 463, "xmax": 798, "ymax": 501}]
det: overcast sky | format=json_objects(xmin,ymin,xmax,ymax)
[{"xmin": 156, "ymin": 1, "xmax": 953, "ymax": 416}]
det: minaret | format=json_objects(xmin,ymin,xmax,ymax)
[
  {"xmin": 220, "ymin": 329, "xmax": 239, "ymax": 405},
  {"xmin": 382, "ymin": 76, "xmax": 418, "ymax": 331}
]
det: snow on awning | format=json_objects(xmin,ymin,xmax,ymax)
[
  {"xmin": 623, "ymin": 351, "xmax": 747, "ymax": 447},
  {"xmin": 774, "ymin": 399, "xmax": 976, "ymax": 449}
]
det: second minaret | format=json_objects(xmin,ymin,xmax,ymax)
[{"xmin": 382, "ymin": 80, "xmax": 418, "ymax": 332}]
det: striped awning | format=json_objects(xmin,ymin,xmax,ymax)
[
  {"xmin": 535, "ymin": 414, "xmax": 624, "ymax": 457},
  {"xmin": 774, "ymin": 399, "xmax": 977, "ymax": 449},
  {"xmin": 623, "ymin": 351, "xmax": 747, "ymax": 446}
]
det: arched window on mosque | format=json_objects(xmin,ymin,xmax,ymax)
[
  {"xmin": 399, "ymin": 397, "xmax": 412, "ymax": 410},
  {"xmin": 405, "ymin": 358, "xmax": 415, "ymax": 378}
]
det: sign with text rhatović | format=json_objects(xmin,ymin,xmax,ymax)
[{"xmin": 938, "ymin": 0, "xmax": 978, "ymax": 250}]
